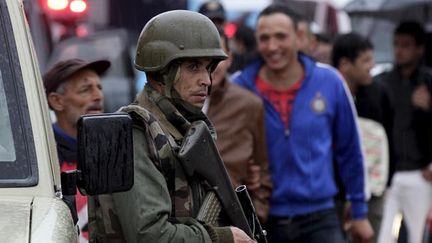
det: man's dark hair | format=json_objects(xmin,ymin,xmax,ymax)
[
  {"xmin": 331, "ymin": 32, "xmax": 373, "ymax": 68},
  {"xmin": 257, "ymin": 3, "xmax": 303, "ymax": 29},
  {"xmin": 394, "ymin": 21, "xmax": 426, "ymax": 46},
  {"xmin": 234, "ymin": 25, "xmax": 256, "ymax": 52},
  {"xmin": 315, "ymin": 33, "xmax": 333, "ymax": 44},
  {"xmin": 198, "ymin": 1, "xmax": 225, "ymax": 22},
  {"xmin": 216, "ymin": 26, "xmax": 230, "ymax": 52}
]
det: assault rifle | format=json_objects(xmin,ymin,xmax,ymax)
[{"xmin": 177, "ymin": 120, "xmax": 267, "ymax": 243}]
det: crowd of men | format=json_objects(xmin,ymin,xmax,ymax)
[{"xmin": 42, "ymin": 1, "xmax": 432, "ymax": 243}]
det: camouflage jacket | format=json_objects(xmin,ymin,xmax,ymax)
[{"xmin": 88, "ymin": 84, "xmax": 233, "ymax": 243}]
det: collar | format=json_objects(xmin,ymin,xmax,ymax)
[
  {"xmin": 53, "ymin": 123, "xmax": 76, "ymax": 145},
  {"xmin": 136, "ymin": 84, "xmax": 217, "ymax": 139},
  {"xmin": 393, "ymin": 65, "xmax": 426, "ymax": 85}
]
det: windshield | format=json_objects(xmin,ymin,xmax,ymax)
[{"xmin": 0, "ymin": 0, "xmax": 38, "ymax": 186}]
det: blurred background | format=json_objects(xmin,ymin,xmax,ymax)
[{"xmin": 23, "ymin": 0, "xmax": 432, "ymax": 111}]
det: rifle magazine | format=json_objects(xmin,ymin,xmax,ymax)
[{"xmin": 196, "ymin": 191, "xmax": 221, "ymax": 226}]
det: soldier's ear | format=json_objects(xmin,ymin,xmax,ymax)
[
  {"xmin": 47, "ymin": 92, "xmax": 65, "ymax": 112},
  {"xmin": 147, "ymin": 78, "xmax": 165, "ymax": 95}
]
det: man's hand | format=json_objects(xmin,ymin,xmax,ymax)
[
  {"xmin": 422, "ymin": 168, "xmax": 432, "ymax": 182},
  {"xmin": 342, "ymin": 202, "xmax": 352, "ymax": 231},
  {"xmin": 348, "ymin": 218, "xmax": 374, "ymax": 243},
  {"xmin": 244, "ymin": 160, "xmax": 261, "ymax": 191},
  {"xmin": 230, "ymin": 227, "xmax": 256, "ymax": 243},
  {"xmin": 412, "ymin": 84, "xmax": 431, "ymax": 111}
]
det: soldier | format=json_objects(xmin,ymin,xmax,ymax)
[{"xmin": 88, "ymin": 10, "xmax": 255, "ymax": 243}]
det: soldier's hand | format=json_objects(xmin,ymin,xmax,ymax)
[
  {"xmin": 349, "ymin": 218, "xmax": 374, "ymax": 243},
  {"xmin": 230, "ymin": 227, "xmax": 256, "ymax": 243}
]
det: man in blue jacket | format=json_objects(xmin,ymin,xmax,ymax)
[{"xmin": 232, "ymin": 3, "xmax": 373, "ymax": 243}]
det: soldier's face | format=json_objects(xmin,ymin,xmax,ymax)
[{"xmin": 174, "ymin": 58, "xmax": 213, "ymax": 108}]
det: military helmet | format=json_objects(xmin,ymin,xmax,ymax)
[{"xmin": 135, "ymin": 10, "xmax": 227, "ymax": 72}]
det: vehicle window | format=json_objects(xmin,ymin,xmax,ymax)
[
  {"xmin": 0, "ymin": 72, "xmax": 16, "ymax": 161},
  {"xmin": 0, "ymin": 0, "xmax": 38, "ymax": 186}
]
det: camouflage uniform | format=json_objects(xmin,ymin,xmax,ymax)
[
  {"xmin": 88, "ymin": 84, "xmax": 233, "ymax": 243},
  {"xmin": 89, "ymin": 9, "xmax": 232, "ymax": 243}
]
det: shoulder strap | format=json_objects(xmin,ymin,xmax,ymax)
[
  {"xmin": 119, "ymin": 105, "xmax": 193, "ymax": 217},
  {"xmin": 120, "ymin": 105, "xmax": 176, "ymax": 177}
]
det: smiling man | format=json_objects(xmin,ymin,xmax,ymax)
[
  {"xmin": 44, "ymin": 59, "xmax": 110, "ymax": 138},
  {"xmin": 232, "ymin": 3, "xmax": 373, "ymax": 243},
  {"xmin": 43, "ymin": 58, "xmax": 111, "ymax": 242},
  {"xmin": 332, "ymin": 33, "xmax": 394, "ymax": 243}
]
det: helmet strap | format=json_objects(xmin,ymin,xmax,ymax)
[
  {"xmin": 161, "ymin": 63, "xmax": 181, "ymax": 98},
  {"xmin": 207, "ymin": 60, "xmax": 220, "ymax": 95}
]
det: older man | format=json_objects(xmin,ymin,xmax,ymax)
[{"xmin": 43, "ymin": 58, "xmax": 111, "ymax": 242}]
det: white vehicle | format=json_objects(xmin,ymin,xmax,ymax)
[
  {"xmin": 0, "ymin": 0, "xmax": 78, "ymax": 241},
  {"xmin": 0, "ymin": 0, "xmax": 133, "ymax": 241}
]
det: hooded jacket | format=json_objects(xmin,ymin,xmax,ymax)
[{"xmin": 232, "ymin": 54, "xmax": 368, "ymax": 219}]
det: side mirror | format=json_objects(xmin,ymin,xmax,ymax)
[{"xmin": 76, "ymin": 112, "xmax": 134, "ymax": 195}]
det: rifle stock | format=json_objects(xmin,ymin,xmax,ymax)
[{"xmin": 177, "ymin": 121, "xmax": 253, "ymax": 238}]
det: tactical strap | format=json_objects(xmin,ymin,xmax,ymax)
[
  {"xmin": 122, "ymin": 84, "xmax": 217, "ymax": 218},
  {"xmin": 119, "ymin": 105, "xmax": 193, "ymax": 217}
]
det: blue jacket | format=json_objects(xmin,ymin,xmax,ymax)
[{"xmin": 232, "ymin": 54, "xmax": 367, "ymax": 219}]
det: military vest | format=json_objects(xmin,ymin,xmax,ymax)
[
  {"xmin": 88, "ymin": 87, "xmax": 215, "ymax": 243},
  {"xmin": 120, "ymin": 104, "xmax": 202, "ymax": 217}
]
